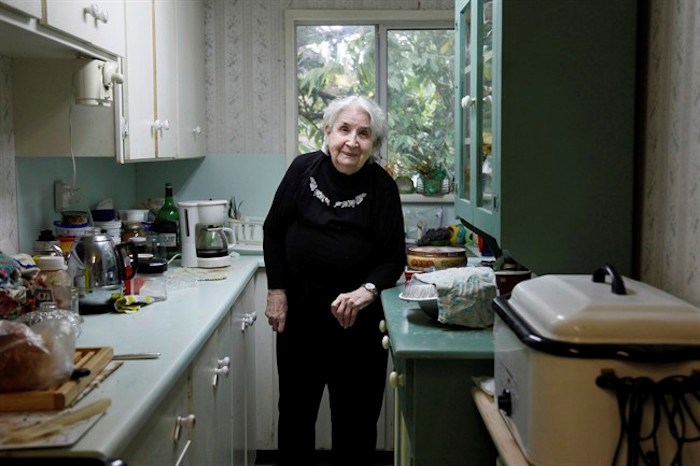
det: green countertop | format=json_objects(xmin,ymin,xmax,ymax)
[{"xmin": 381, "ymin": 285, "xmax": 494, "ymax": 360}]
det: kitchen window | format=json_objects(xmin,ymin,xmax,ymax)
[{"xmin": 284, "ymin": 11, "xmax": 454, "ymax": 196}]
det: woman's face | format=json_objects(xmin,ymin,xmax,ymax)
[{"xmin": 325, "ymin": 105, "xmax": 374, "ymax": 175}]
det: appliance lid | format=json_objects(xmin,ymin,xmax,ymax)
[{"xmin": 494, "ymin": 265, "xmax": 700, "ymax": 358}]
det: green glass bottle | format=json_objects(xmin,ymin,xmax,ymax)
[{"xmin": 155, "ymin": 183, "xmax": 180, "ymax": 259}]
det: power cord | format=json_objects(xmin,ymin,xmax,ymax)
[{"xmin": 596, "ymin": 370, "xmax": 700, "ymax": 466}]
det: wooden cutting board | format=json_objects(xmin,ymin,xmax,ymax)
[{"xmin": 0, "ymin": 347, "xmax": 113, "ymax": 412}]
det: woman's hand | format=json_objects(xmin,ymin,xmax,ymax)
[
  {"xmin": 266, "ymin": 289, "xmax": 288, "ymax": 333},
  {"xmin": 331, "ymin": 286, "xmax": 376, "ymax": 329}
]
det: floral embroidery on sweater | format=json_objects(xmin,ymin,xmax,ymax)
[{"xmin": 309, "ymin": 177, "xmax": 367, "ymax": 208}]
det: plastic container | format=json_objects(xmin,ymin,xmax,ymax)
[
  {"xmin": 35, "ymin": 255, "xmax": 79, "ymax": 314},
  {"xmin": 133, "ymin": 258, "xmax": 168, "ymax": 301}
]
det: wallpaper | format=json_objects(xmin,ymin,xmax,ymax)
[
  {"xmin": 0, "ymin": 56, "xmax": 17, "ymax": 251},
  {"xmin": 640, "ymin": 0, "xmax": 700, "ymax": 306}
]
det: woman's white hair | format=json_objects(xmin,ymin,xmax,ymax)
[{"xmin": 321, "ymin": 96, "xmax": 387, "ymax": 163}]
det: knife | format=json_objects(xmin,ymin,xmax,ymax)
[{"xmin": 113, "ymin": 352, "xmax": 161, "ymax": 360}]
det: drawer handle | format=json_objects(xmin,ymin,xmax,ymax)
[
  {"xmin": 241, "ymin": 312, "xmax": 257, "ymax": 331},
  {"xmin": 381, "ymin": 335, "xmax": 391, "ymax": 350},
  {"xmin": 84, "ymin": 4, "xmax": 109, "ymax": 23},
  {"xmin": 378, "ymin": 319, "xmax": 386, "ymax": 333},
  {"xmin": 173, "ymin": 414, "xmax": 196, "ymax": 442}
]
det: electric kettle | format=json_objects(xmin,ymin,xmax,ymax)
[{"xmin": 67, "ymin": 228, "xmax": 137, "ymax": 314}]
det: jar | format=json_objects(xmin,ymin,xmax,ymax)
[
  {"xmin": 133, "ymin": 257, "xmax": 168, "ymax": 301},
  {"xmin": 121, "ymin": 221, "xmax": 146, "ymax": 244},
  {"xmin": 35, "ymin": 255, "xmax": 79, "ymax": 314}
]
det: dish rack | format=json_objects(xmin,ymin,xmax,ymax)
[{"xmin": 228, "ymin": 216, "xmax": 264, "ymax": 246}]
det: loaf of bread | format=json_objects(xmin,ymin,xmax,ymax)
[{"xmin": 0, "ymin": 320, "xmax": 54, "ymax": 392}]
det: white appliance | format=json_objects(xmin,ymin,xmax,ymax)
[
  {"xmin": 492, "ymin": 266, "xmax": 700, "ymax": 466},
  {"xmin": 179, "ymin": 200, "xmax": 235, "ymax": 268},
  {"xmin": 74, "ymin": 58, "xmax": 124, "ymax": 107}
]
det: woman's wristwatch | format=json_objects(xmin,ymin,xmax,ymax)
[{"xmin": 363, "ymin": 283, "xmax": 378, "ymax": 297}]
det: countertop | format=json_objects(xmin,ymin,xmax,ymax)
[
  {"xmin": 1, "ymin": 255, "xmax": 261, "ymax": 460},
  {"xmin": 381, "ymin": 284, "xmax": 494, "ymax": 359}
]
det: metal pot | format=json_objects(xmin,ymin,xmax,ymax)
[{"xmin": 67, "ymin": 228, "xmax": 137, "ymax": 314}]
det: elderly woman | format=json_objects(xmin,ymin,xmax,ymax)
[{"xmin": 263, "ymin": 95, "xmax": 406, "ymax": 465}]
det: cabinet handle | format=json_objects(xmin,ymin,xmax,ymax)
[
  {"xmin": 192, "ymin": 126, "xmax": 202, "ymax": 135},
  {"xmin": 152, "ymin": 119, "xmax": 171, "ymax": 131},
  {"xmin": 379, "ymin": 319, "xmax": 386, "ymax": 333},
  {"xmin": 241, "ymin": 312, "xmax": 257, "ymax": 332},
  {"xmin": 173, "ymin": 414, "xmax": 196, "ymax": 442},
  {"xmin": 212, "ymin": 357, "xmax": 231, "ymax": 386},
  {"xmin": 461, "ymin": 95, "xmax": 476, "ymax": 108},
  {"xmin": 381, "ymin": 335, "xmax": 391, "ymax": 350},
  {"xmin": 389, "ymin": 371, "xmax": 405, "ymax": 388},
  {"xmin": 84, "ymin": 4, "xmax": 109, "ymax": 23}
]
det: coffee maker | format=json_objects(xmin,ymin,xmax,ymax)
[{"xmin": 179, "ymin": 200, "xmax": 235, "ymax": 268}]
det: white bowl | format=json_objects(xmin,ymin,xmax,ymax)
[{"xmin": 119, "ymin": 209, "xmax": 150, "ymax": 222}]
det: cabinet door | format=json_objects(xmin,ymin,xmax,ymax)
[
  {"xmin": 122, "ymin": 0, "xmax": 176, "ymax": 161},
  {"xmin": 231, "ymin": 282, "xmax": 256, "ymax": 466},
  {"xmin": 122, "ymin": 0, "xmax": 155, "ymax": 161},
  {"xmin": 153, "ymin": 0, "xmax": 176, "ymax": 159},
  {"xmin": 175, "ymin": 0, "xmax": 205, "ymax": 159},
  {"xmin": 43, "ymin": 0, "xmax": 126, "ymax": 56},
  {"xmin": 455, "ymin": 0, "xmax": 497, "ymax": 238},
  {"xmin": 121, "ymin": 372, "xmax": 193, "ymax": 466},
  {"xmin": 1, "ymin": 0, "xmax": 42, "ymax": 18},
  {"xmin": 191, "ymin": 312, "xmax": 234, "ymax": 466}
]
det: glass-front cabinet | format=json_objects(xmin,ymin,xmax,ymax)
[
  {"xmin": 454, "ymin": 0, "xmax": 637, "ymax": 275},
  {"xmin": 455, "ymin": 0, "xmax": 496, "ymax": 237}
]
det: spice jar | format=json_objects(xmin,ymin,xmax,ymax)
[
  {"xmin": 35, "ymin": 255, "xmax": 79, "ymax": 314},
  {"xmin": 133, "ymin": 257, "xmax": 168, "ymax": 301},
  {"xmin": 121, "ymin": 221, "xmax": 146, "ymax": 243}
]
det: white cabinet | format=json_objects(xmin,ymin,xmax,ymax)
[
  {"xmin": 121, "ymin": 0, "xmax": 177, "ymax": 161},
  {"xmin": 120, "ymin": 372, "xmax": 194, "ymax": 466},
  {"xmin": 0, "ymin": 0, "xmax": 41, "ymax": 18},
  {"xmin": 175, "ymin": 0, "xmax": 206, "ymax": 158},
  {"xmin": 120, "ymin": 279, "xmax": 257, "ymax": 466},
  {"xmin": 11, "ymin": 0, "xmax": 206, "ymax": 162},
  {"xmin": 43, "ymin": 0, "xmax": 126, "ymax": 56},
  {"xmin": 120, "ymin": 0, "xmax": 205, "ymax": 162}
]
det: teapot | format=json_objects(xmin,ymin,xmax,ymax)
[{"xmin": 67, "ymin": 228, "xmax": 137, "ymax": 314}]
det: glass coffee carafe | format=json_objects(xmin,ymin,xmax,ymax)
[{"xmin": 195, "ymin": 225, "xmax": 235, "ymax": 258}]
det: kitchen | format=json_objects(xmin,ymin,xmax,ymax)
[{"xmin": 0, "ymin": 0, "xmax": 699, "ymax": 465}]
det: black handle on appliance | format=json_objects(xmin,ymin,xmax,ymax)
[{"xmin": 592, "ymin": 264, "xmax": 626, "ymax": 295}]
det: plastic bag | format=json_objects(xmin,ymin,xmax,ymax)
[{"xmin": 0, "ymin": 318, "xmax": 77, "ymax": 393}]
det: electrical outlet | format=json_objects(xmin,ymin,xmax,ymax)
[{"xmin": 54, "ymin": 181, "xmax": 73, "ymax": 212}]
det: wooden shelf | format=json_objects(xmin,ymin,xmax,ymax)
[{"xmin": 472, "ymin": 387, "xmax": 530, "ymax": 466}]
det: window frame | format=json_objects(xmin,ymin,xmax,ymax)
[{"xmin": 284, "ymin": 10, "xmax": 454, "ymax": 172}]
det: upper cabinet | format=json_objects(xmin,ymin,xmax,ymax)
[
  {"xmin": 0, "ymin": 0, "xmax": 41, "ymax": 19},
  {"xmin": 121, "ymin": 0, "xmax": 178, "ymax": 161},
  {"xmin": 454, "ymin": 0, "xmax": 637, "ymax": 275},
  {"xmin": 42, "ymin": 0, "xmax": 126, "ymax": 57},
  {"xmin": 175, "ymin": 0, "xmax": 205, "ymax": 159},
  {"xmin": 12, "ymin": 0, "xmax": 207, "ymax": 163},
  {"xmin": 119, "ymin": 0, "xmax": 205, "ymax": 162}
]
